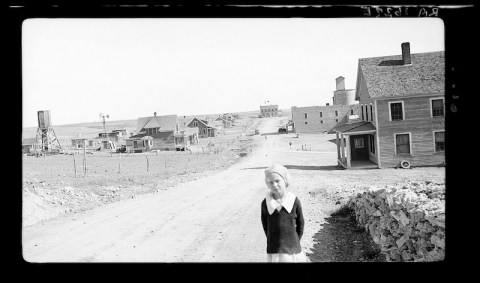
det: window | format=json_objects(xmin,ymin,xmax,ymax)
[
  {"xmin": 366, "ymin": 106, "xmax": 369, "ymax": 121},
  {"xmin": 361, "ymin": 105, "xmax": 364, "ymax": 120},
  {"xmin": 305, "ymin": 121, "xmax": 308, "ymax": 125},
  {"xmin": 193, "ymin": 121, "xmax": 198, "ymax": 127},
  {"xmin": 134, "ymin": 141, "xmax": 138, "ymax": 148},
  {"xmin": 431, "ymin": 99, "xmax": 444, "ymax": 117},
  {"xmin": 304, "ymin": 113, "xmax": 308, "ymax": 119},
  {"xmin": 350, "ymin": 109, "xmax": 354, "ymax": 115},
  {"xmin": 389, "ymin": 102, "xmax": 404, "ymax": 121},
  {"xmin": 354, "ymin": 138, "xmax": 364, "ymax": 148},
  {"xmin": 335, "ymin": 119, "xmax": 338, "ymax": 122},
  {"xmin": 335, "ymin": 110, "xmax": 338, "ymax": 116},
  {"xmin": 370, "ymin": 104, "xmax": 373, "ymax": 121},
  {"xmin": 395, "ymin": 133, "xmax": 411, "ymax": 155},
  {"xmin": 369, "ymin": 134, "xmax": 375, "ymax": 154},
  {"xmin": 320, "ymin": 112, "xmax": 323, "ymax": 118},
  {"xmin": 202, "ymin": 128, "xmax": 206, "ymax": 134},
  {"xmin": 434, "ymin": 131, "xmax": 445, "ymax": 152},
  {"xmin": 320, "ymin": 120, "xmax": 323, "ymax": 124}
]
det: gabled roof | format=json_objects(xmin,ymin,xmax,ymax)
[
  {"xmin": 188, "ymin": 117, "xmax": 218, "ymax": 129},
  {"xmin": 332, "ymin": 121, "xmax": 376, "ymax": 134},
  {"xmin": 359, "ymin": 51, "xmax": 444, "ymax": 99},
  {"xmin": 136, "ymin": 114, "xmax": 177, "ymax": 132}
]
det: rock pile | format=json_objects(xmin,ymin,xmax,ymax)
[{"xmin": 347, "ymin": 180, "xmax": 445, "ymax": 261}]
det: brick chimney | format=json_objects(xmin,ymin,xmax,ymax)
[{"xmin": 401, "ymin": 42, "xmax": 411, "ymax": 65}]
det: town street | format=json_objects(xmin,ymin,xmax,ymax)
[{"xmin": 23, "ymin": 116, "xmax": 332, "ymax": 262}]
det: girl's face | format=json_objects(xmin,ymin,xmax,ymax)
[{"xmin": 266, "ymin": 173, "xmax": 286, "ymax": 199}]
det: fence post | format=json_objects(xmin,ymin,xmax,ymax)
[
  {"xmin": 83, "ymin": 140, "xmax": 87, "ymax": 177},
  {"xmin": 73, "ymin": 153, "xmax": 76, "ymax": 178},
  {"xmin": 145, "ymin": 155, "xmax": 150, "ymax": 172},
  {"xmin": 146, "ymin": 155, "xmax": 149, "ymax": 172}
]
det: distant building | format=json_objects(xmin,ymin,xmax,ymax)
[
  {"xmin": 71, "ymin": 138, "xmax": 88, "ymax": 149},
  {"xmin": 333, "ymin": 42, "xmax": 445, "ymax": 169},
  {"xmin": 187, "ymin": 117, "xmax": 218, "ymax": 138},
  {"xmin": 127, "ymin": 113, "xmax": 199, "ymax": 151},
  {"xmin": 97, "ymin": 129, "xmax": 127, "ymax": 142},
  {"xmin": 260, "ymin": 104, "xmax": 278, "ymax": 117},
  {"xmin": 22, "ymin": 138, "xmax": 37, "ymax": 154},
  {"xmin": 291, "ymin": 76, "xmax": 359, "ymax": 134}
]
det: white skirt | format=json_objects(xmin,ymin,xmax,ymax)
[{"xmin": 267, "ymin": 251, "xmax": 308, "ymax": 263}]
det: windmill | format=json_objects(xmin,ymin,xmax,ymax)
[
  {"xmin": 35, "ymin": 110, "xmax": 62, "ymax": 154},
  {"xmin": 99, "ymin": 113, "xmax": 109, "ymax": 139},
  {"xmin": 98, "ymin": 113, "xmax": 115, "ymax": 151}
]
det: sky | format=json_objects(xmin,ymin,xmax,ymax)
[{"xmin": 22, "ymin": 18, "xmax": 444, "ymax": 128}]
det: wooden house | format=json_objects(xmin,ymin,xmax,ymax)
[
  {"xmin": 98, "ymin": 129, "xmax": 126, "ymax": 142},
  {"xmin": 22, "ymin": 138, "xmax": 37, "ymax": 154},
  {"xmin": 333, "ymin": 42, "xmax": 445, "ymax": 169},
  {"xmin": 71, "ymin": 138, "xmax": 88, "ymax": 149},
  {"xmin": 125, "ymin": 136, "xmax": 153, "ymax": 153},
  {"xmin": 187, "ymin": 117, "xmax": 218, "ymax": 138},
  {"xmin": 127, "ymin": 113, "xmax": 199, "ymax": 152}
]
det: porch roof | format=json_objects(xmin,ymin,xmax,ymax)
[{"xmin": 332, "ymin": 121, "xmax": 376, "ymax": 135}]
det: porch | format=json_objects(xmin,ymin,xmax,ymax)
[{"xmin": 333, "ymin": 121, "xmax": 379, "ymax": 170}]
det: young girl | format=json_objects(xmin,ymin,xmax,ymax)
[{"xmin": 261, "ymin": 164, "xmax": 307, "ymax": 262}]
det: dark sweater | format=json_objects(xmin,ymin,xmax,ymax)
[{"xmin": 261, "ymin": 197, "xmax": 304, "ymax": 254}]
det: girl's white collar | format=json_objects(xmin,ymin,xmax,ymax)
[{"xmin": 265, "ymin": 191, "xmax": 296, "ymax": 215}]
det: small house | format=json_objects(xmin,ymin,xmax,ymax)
[
  {"xmin": 125, "ymin": 136, "xmax": 153, "ymax": 153},
  {"xmin": 187, "ymin": 117, "xmax": 218, "ymax": 138},
  {"xmin": 22, "ymin": 138, "xmax": 37, "ymax": 154}
]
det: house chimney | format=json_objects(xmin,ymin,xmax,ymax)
[
  {"xmin": 401, "ymin": 42, "xmax": 411, "ymax": 65},
  {"xmin": 154, "ymin": 112, "xmax": 157, "ymax": 117},
  {"xmin": 335, "ymin": 76, "xmax": 345, "ymax": 91}
]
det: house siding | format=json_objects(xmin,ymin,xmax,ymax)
[
  {"xmin": 368, "ymin": 133, "xmax": 379, "ymax": 164},
  {"xmin": 151, "ymin": 132, "xmax": 175, "ymax": 150},
  {"xmin": 376, "ymin": 95, "xmax": 445, "ymax": 168}
]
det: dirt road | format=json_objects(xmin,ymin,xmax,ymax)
[{"xmin": 23, "ymin": 117, "xmax": 315, "ymax": 262}]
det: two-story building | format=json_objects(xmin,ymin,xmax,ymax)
[
  {"xmin": 260, "ymin": 104, "xmax": 279, "ymax": 117},
  {"xmin": 291, "ymin": 76, "xmax": 359, "ymax": 134},
  {"xmin": 333, "ymin": 42, "xmax": 445, "ymax": 169}
]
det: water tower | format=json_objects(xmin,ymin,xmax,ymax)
[{"xmin": 35, "ymin": 110, "xmax": 62, "ymax": 154}]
